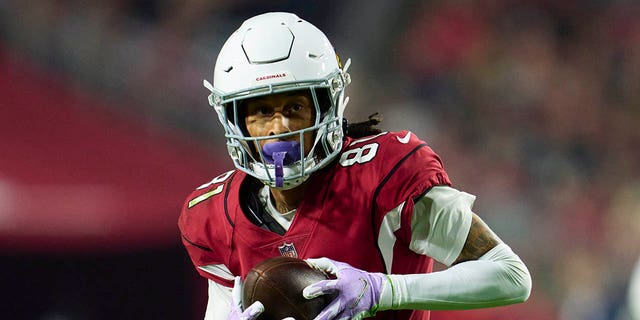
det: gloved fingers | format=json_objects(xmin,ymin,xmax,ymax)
[
  {"xmin": 312, "ymin": 298, "xmax": 343, "ymax": 320},
  {"xmin": 305, "ymin": 257, "xmax": 339, "ymax": 275},
  {"xmin": 242, "ymin": 301, "xmax": 265, "ymax": 319},
  {"xmin": 303, "ymin": 279, "xmax": 339, "ymax": 299}
]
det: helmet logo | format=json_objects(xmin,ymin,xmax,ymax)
[{"xmin": 256, "ymin": 73, "xmax": 287, "ymax": 81}]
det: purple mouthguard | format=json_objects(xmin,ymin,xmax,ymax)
[{"xmin": 262, "ymin": 141, "xmax": 302, "ymax": 187}]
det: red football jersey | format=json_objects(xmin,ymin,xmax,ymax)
[{"xmin": 179, "ymin": 130, "xmax": 452, "ymax": 320}]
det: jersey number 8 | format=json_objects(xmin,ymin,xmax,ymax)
[{"xmin": 339, "ymin": 143, "xmax": 379, "ymax": 167}]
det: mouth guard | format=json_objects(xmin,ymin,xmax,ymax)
[{"xmin": 262, "ymin": 141, "xmax": 302, "ymax": 187}]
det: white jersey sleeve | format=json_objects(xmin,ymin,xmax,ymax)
[{"xmin": 409, "ymin": 185, "xmax": 475, "ymax": 266}]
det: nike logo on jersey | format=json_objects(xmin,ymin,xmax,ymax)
[{"xmin": 397, "ymin": 131, "xmax": 412, "ymax": 144}]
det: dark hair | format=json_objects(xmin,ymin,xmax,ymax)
[{"xmin": 344, "ymin": 113, "xmax": 383, "ymax": 139}]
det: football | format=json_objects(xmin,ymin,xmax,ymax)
[{"xmin": 242, "ymin": 256, "xmax": 334, "ymax": 320}]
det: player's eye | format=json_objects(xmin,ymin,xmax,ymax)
[
  {"xmin": 255, "ymin": 106, "xmax": 273, "ymax": 116},
  {"xmin": 290, "ymin": 104, "xmax": 303, "ymax": 112}
]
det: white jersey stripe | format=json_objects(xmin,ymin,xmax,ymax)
[
  {"xmin": 198, "ymin": 264, "xmax": 235, "ymax": 281},
  {"xmin": 378, "ymin": 201, "xmax": 405, "ymax": 273}
]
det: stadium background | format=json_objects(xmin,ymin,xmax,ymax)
[{"xmin": 1, "ymin": 1, "xmax": 639, "ymax": 319}]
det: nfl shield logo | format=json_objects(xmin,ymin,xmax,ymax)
[{"xmin": 278, "ymin": 242, "xmax": 298, "ymax": 258}]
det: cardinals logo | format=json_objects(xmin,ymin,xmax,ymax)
[{"xmin": 278, "ymin": 242, "xmax": 298, "ymax": 258}]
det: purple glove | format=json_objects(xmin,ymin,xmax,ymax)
[
  {"xmin": 228, "ymin": 276, "xmax": 264, "ymax": 320},
  {"xmin": 303, "ymin": 258, "xmax": 387, "ymax": 320}
]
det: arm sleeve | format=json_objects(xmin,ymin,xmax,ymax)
[
  {"xmin": 204, "ymin": 279, "xmax": 232, "ymax": 320},
  {"xmin": 377, "ymin": 186, "xmax": 531, "ymax": 310},
  {"xmin": 379, "ymin": 243, "xmax": 532, "ymax": 310}
]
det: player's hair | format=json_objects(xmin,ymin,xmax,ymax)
[{"xmin": 344, "ymin": 113, "xmax": 383, "ymax": 139}]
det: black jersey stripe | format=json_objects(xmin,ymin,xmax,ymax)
[
  {"xmin": 371, "ymin": 143, "xmax": 428, "ymax": 272},
  {"xmin": 223, "ymin": 171, "xmax": 237, "ymax": 227},
  {"xmin": 182, "ymin": 234, "xmax": 213, "ymax": 252}
]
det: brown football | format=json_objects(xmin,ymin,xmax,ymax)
[{"xmin": 242, "ymin": 256, "xmax": 334, "ymax": 320}]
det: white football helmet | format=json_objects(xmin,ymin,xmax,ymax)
[{"xmin": 204, "ymin": 12, "xmax": 351, "ymax": 189}]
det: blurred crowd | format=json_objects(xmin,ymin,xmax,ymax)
[{"xmin": 2, "ymin": 0, "xmax": 639, "ymax": 319}]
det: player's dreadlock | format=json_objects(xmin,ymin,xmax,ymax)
[{"xmin": 343, "ymin": 112, "xmax": 383, "ymax": 139}]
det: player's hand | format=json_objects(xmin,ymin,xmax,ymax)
[
  {"xmin": 303, "ymin": 258, "xmax": 387, "ymax": 320},
  {"xmin": 228, "ymin": 276, "xmax": 264, "ymax": 320}
]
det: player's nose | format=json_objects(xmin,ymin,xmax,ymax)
[{"xmin": 267, "ymin": 114, "xmax": 290, "ymax": 136}]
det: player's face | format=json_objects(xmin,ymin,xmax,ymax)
[{"xmin": 244, "ymin": 91, "xmax": 315, "ymax": 155}]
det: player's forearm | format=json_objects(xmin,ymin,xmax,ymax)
[{"xmin": 378, "ymin": 243, "xmax": 531, "ymax": 310}]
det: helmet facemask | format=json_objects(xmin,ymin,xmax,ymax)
[
  {"xmin": 205, "ymin": 78, "xmax": 348, "ymax": 189},
  {"xmin": 204, "ymin": 12, "xmax": 350, "ymax": 189}
]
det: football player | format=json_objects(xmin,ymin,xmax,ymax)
[{"xmin": 179, "ymin": 12, "xmax": 531, "ymax": 320}]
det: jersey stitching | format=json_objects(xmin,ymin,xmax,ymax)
[{"xmin": 370, "ymin": 143, "xmax": 428, "ymax": 272}]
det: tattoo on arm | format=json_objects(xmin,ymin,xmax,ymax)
[{"xmin": 453, "ymin": 213, "xmax": 501, "ymax": 265}]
